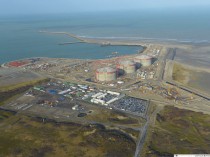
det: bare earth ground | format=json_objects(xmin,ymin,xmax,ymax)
[
  {"xmin": 171, "ymin": 45, "xmax": 210, "ymax": 95},
  {"xmin": 172, "ymin": 62, "xmax": 210, "ymax": 95},
  {"xmin": 0, "ymin": 68, "xmax": 45, "ymax": 90},
  {"xmin": 164, "ymin": 58, "xmax": 210, "ymax": 96},
  {"xmin": 175, "ymin": 46, "xmax": 210, "ymax": 69}
]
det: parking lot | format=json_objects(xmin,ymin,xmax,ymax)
[{"xmin": 110, "ymin": 97, "xmax": 149, "ymax": 117}]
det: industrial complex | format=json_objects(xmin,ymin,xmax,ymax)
[
  {"xmin": 2, "ymin": 42, "xmax": 209, "ymax": 118},
  {"xmin": 1, "ymin": 36, "xmax": 210, "ymax": 157}
]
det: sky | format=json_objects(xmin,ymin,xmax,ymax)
[{"xmin": 1, "ymin": 0, "xmax": 210, "ymax": 15}]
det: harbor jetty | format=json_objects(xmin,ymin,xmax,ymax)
[{"xmin": 38, "ymin": 30, "xmax": 145, "ymax": 47}]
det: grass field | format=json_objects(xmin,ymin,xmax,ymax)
[
  {"xmin": 141, "ymin": 106, "xmax": 210, "ymax": 157},
  {"xmin": 0, "ymin": 78, "xmax": 49, "ymax": 92},
  {"xmin": 0, "ymin": 110, "xmax": 136, "ymax": 157},
  {"xmin": 86, "ymin": 108, "xmax": 145, "ymax": 127}
]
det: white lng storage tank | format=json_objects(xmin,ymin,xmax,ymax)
[
  {"xmin": 134, "ymin": 55, "xmax": 152, "ymax": 67},
  {"xmin": 95, "ymin": 67, "xmax": 117, "ymax": 82},
  {"xmin": 117, "ymin": 60, "xmax": 136, "ymax": 74}
]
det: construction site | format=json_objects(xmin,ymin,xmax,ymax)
[
  {"xmin": 9, "ymin": 47, "xmax": 156, "ymax": 87},
  {"xmin": 2, "ymin": 42, "xmax": 210, "ymax": 123}
]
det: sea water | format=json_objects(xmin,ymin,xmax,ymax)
[{"xmin": 0, "ymin": 9, "xmax": 210, "ymax": 64}]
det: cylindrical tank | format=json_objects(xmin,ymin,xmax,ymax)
[
  {"xmin": 95, "ymin": 67, "xmax": 116, "ymax": 82},
  {"xmin": 117, "ymin": 60, "xmax": 136, "ymax": 75},
  {"xmin": 134, "ymin": 55, "xmax": 152, "ymax": 67}
]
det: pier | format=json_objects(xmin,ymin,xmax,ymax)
[
  {"xmin": 38, "ymin": 30, "xmax": 145, "ymax": 47},
  {"xmin": 58, "ymin": 41, "xmax": 85, "ymax": 45},
  {"xmin": 39, "ymin": 31, "xmax": 85, "ymax": 42}
]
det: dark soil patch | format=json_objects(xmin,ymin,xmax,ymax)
[{"xmin": 78, "ymin": 113, "xmax": 87, "ymax": 117}]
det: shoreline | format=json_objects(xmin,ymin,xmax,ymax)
[
  {"xmin": 39, "ymin": 30, "xmax": 210, "ymax": 47},
  {"xmin": 1, "ymin": 31, "xmax": 148, "ymax": 66},
  {"xmin": 2, "ymin": 31, "xmax": 210, "ymax": 71}
]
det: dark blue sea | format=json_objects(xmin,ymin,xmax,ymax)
[{"xmin": 0, "ymin": 10, "xmax": 210, "ymax": 64}]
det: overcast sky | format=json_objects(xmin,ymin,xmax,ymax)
[{"xmin": 1, "ymin": 0, "xmax": 210, "ymax": 15}]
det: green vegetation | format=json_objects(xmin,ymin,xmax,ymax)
[
  {"xmin": 0, "ymin": 111, "xmax": 136, "ymax": 157},
  {"xmin": 86, "ymin": 109, "xmax": 144, "ymax": 127},
  {"xmin": 0, "ymin": 78, "xmax": 48, "ymax": 92},
  {"xmin": 142, "ymin": 106, "xmax": 210, "ymax": 157},
  {"xmin": 120, "ymin": 128, "xmax": 140, "ymax": 141},
  {"xmin": 0, "ymin": 110, "xmax": 15, "ymax": 121}
]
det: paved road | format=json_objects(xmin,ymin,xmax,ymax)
[
  {"xmin": 166, "ymin": 48, "xmax": 177, "ymax": 60},
  {"xmin": 133, "ymin": 104, "xmax": 164, "ymax": 157},
  {"xmin": 134, "ymin": 118, "xmax": 149, "ymax": 157}
]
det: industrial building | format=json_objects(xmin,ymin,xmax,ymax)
[
  {"xmin": 117, "ymin": 60, "xmax": 136, "ymax": 75},
  {"xmin": 8, "ymin": 61, "xmax": 29, "ymax": 67},
  {"xmin": 95, "ymin": 67, "xmax": 117, "ymax": 82},
  {"xmin": 134, "ymin": 55, "xmax": 152, "ymax": 67},
  {"xmin": 91, "ymin": 91, "xmax": 121, "ymax": 106}
]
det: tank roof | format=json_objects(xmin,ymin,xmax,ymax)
[
  {"xmin": 135, "ymin": 55, "xmax": 152, "ymax": 60},
  {"xmin": 118, "ymin": 60, "xmax": 135, "ymax": 65},
  {"xmin": 96, "ymin": 67, "xmax": 116, "ymax": 73}
]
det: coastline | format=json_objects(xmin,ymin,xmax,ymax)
[
  {"xmin": 1, "ymin": 31, "xmax": 210, "ymax": 157},
  {"xmin": 2, "ymin": 30, "xmax": 209, "ymax": 65},
  {"xmin": 39, "ymin": 30, "xmax": 210, "ymax": 47}
]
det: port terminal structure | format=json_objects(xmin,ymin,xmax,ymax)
[{"xmin": 38, "ymin": 30, "xmax": 147, "ymax": 47}]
